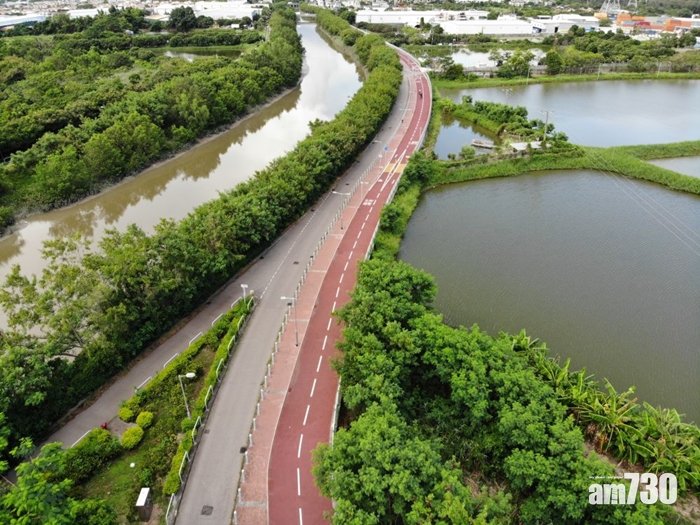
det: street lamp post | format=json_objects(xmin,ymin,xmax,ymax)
[
  {"xmin": 178, "ymin": 372, "xmax": 196, "ymax": 419},
  {"xmin": 280, "ymin": 296, "xmax": 299, "ymax": 346},
  {"xmin": 332, "ymin": 190, "xmax": 351, "ymax": 230}
]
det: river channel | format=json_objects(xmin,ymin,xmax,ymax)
[
  {"xmin": 400, "ymin": 170, "xmax": 700, "ymax": 422},
  {"xmin": 0, "ymin": 23, "xmax": 363, "ymax": 281},
  {"xmin": 440, "ymin": 79, "xmax": 700, "ymax": 147}
]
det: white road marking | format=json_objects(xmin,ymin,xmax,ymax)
[
  {"xmin": 339, "ymin": 273, "xmax": 344, "ymax": 284},
  {"xmin": 297, "ymin": 467, "xmax": 301, "ymax": 496},
  {"xmin": 343, "ymin": 261, "xmax": 349, "ymax": 272},
  {"xmin": 353, "ymin": 240, "xmax": 358, "ymax": 249},
  {"xmin": 303, "ymin": 404, "xmax": 310, "ymax": 426},
  {"xmin": 310, "ymin": 378, "xmax": 317, "ymax": 398},
  {"xmin": 327, "ymin": 318, "xmax": 332, "ymax": 331},
  {"xmin": 211, "ymin": 313, "xmax": 223, "ymax": 326},
  {"xmin": 322, "ymin": 335, "xmax": 328, "ymax": 350},
  {"xmin": 137, "ymin": 376, "xmax": 152, "ymax": 389},
  {"xmin": 316, "ymin": 355, "xmax": 323, "ymax": 373},
  {"xmin": 189, "ymin": 332, "xmax": 202, "ymax": 346},
  {"xmin": 349, "ymin": 250, "xmax": 354, "ymax": 258},
  {"xmin": 335, "ymin": 287, "xmax": 340, "ymax": 298},
  {"xmin": 297, "ymin": 434, "xmax": 304, "ymax": 459},
  {"xmin": 162, "ymin": 352, "xmax": 179, "ymax": 369},
  {"xmin": 331, "ymin": 301, "xmax": 336, "ymax": 312},
  {"xmin": 71, "ymin": 430, "xmax": 91, "ymax": 448},
  {"xmin": 299, "ymin": 508, "xmax": 303, "ymax": 525}
]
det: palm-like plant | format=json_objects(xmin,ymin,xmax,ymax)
[
  {"xmin": 638, "ymin": 403, "xmax": 700, "ymax": 492},
  {"xmin": 578, "ymin": 380, "xmax": 640, "ymax": 459}
]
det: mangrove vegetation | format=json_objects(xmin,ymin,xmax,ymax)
[
  {"xmin": 314, "ymin": 257, "xmax": 698, "ymax": 524},
  {"xmin": 0, "ymin": 5, "xmax": 400, "ymax": 484},
  {"xmin": 0, "ymin": 8, "xmax": 280, "ymax": 230}
]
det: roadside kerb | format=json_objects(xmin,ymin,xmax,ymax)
[
  {"xmin": 234, "ymin": 79, "xmax": 419, "ymax": 525},
  {"xmin": 165, "ymin": 295, "xmax": 256, "ymax": 525}
]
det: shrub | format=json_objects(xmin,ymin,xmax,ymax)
[
  {"xmin": 136, "ymin": 411, "xmax": 154, "ymax": 429},
  {"xmin": 121, "ymin": 426, "xmax": 144, "ymax": 450},
  {"xmin": 118, "ymin": 406, "xmax": 134, "ymax": 422},
  {"xmin": 64, "ymin": 428, "xmax": 122, "ymax": 483}
]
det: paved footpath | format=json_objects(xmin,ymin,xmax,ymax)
[{"xmin": 237, "ymin": 50, "xmax": 431, "ymax": 525}]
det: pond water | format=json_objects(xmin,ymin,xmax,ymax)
[
  {"xmin": 434, "ymin": 114, "xmax": 495, "ymax": 159},
  {"xmin": 649, "ymin": 156, "xmax": 700, "ymax": 179},
  {"xmin": 450, "ymin": 48, "xmax": 545, "ymax": 69},
  {"xmin": 400, "ymin": 170, "xmax": 700, "ymax": 422},
  {"xmin": 0, "ymin": 24, "xmax": 363, "ymax": 282},
  {"xmin": 440, "ymin": 80, "xmax": 700, "ymax": 146},
  {"xmin": 162, "ymin": 48, "xmax": 242, "ymax": 61}
]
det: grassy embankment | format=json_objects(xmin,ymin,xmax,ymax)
[
  {"xmin": 73, "ymin": 299, "xmax": 253, "ymax": 522},
  {"xmin": 435, "ymin": 146, "xmax": 700, "ymax": 195},
  {"xmin": 433, "ymin": 70, "xmax": 700, "ymax": 90}
]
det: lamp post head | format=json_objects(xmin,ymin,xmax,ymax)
[{"xmin": 184, "ymin": 372, "xmax": 196, "ymax": 379}]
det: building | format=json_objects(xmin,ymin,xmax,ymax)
[
  {"xmin": 355, "ymin": 9, "xmax": 487, "ymax": 26},
  {"xmin": 532, "ymin": 14, "xmax": 600, "ymax": 34},
  {"xmin": 441, "ymin": 17, "xmax": 533, "ymax": 35}
]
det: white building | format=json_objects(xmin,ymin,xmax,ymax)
[
  {"xmin": 531, "ymin": 14, "xmax": 599, "ymax": 34},
  {"xmin": 355, "ymin": 9, "xmax": 487, "ymax": 26},
  {"xmin": 441, "ymin": 18, "xmax": 533, "ymax": 35},
  {"xmin": 153, "ymin": 1, "xmax": 265, "ymax": 20}
]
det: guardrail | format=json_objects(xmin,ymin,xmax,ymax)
[
  {"xmin": 165, "ymin": 295, "xmax": 256, "ymax": 525},
  {"xmin": 231, "ymin": 45, "xmax": 431, "ymax": 524}
]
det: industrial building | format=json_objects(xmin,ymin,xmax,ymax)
[{"xmin": 355, "ymin": 9, "xmax": 488, "ymax": 26}]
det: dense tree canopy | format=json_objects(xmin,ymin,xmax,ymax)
[
  {"xmin": 0, "ymin": 15, "xmax": 274, "ymax": 229},
  {"xmin": 316, "ymin": 258, "xmax": 693, "ymax": 523},
  {"xmin": 0, "ymin": 8, "xmax": 401, "ymax": 472}
]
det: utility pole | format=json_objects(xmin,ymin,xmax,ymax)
[{"xmin": 541, "ymin": 110, "xmax": 551, "ymax": 144}]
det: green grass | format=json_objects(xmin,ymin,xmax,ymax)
[
  {"xmin": 421, "ymin": 96, "xmax": 443, "ymax": 154},
  {"xmin": 610, "ymin": 140, "xmax": 700, "ymax": 160},
  {"xmin": 432, "ymin": 146, "xmax": 700, "ymax": 196},
  {"xmin": 433, "ymin": 71, "xmax": 700, "ymax": 90},
  {"xmin": 74, "ymin": 345, "xmax": 215, "ymax": 523},
  {"xmin": 73, "ymin": 301, "xmax": 252, "ymax": 523}
]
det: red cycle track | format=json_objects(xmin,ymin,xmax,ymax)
[{"xmin": 266, "ymin": 51, "xmax": 431, "ymax": 525}]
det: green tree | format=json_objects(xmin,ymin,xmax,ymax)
[
  {"xmin": 168, "ymin": 7, "xmax": 197, "ymax": 32},
  {"xmin": 314, "ymin": 403, "xmax": 473, "ymax": 524},
  {"xmin": 497, "ymin": 50, "xmax": 534, "ymax": 78},
  {"xmin": 0, "ymin": 443, "xmax": 117, "ymax": 524},
  {"xmin": 545, "ymin": 49, "xmax": 564, "ymax": 75}
]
